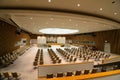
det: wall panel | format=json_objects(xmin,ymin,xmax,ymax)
[
  {"xmin": 65, "ymin": 30, "xmax": 120, "ymax": 55},
  {"xmin": 95, "ymin": 29, "xmax": 120, "ymax": 55},
  {"xmin": 0, "ymin": 20, "xmax": 30, "ymax": 56}
]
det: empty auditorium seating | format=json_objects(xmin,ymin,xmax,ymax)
[
  {"xmin": 64, "ymin": 47, "xmax": 111, "ymax": 63},
  {"xmin": 46, "ymin": 74, "xmax": 54, "ymax": 78},
  {"xmin": 12, "ymin": 72, "xmax": 21, "ymax": 80},
  {"xmin": 75, "ymin": 70, "xmax": 81, "ymax": 76},
  {"xmin": 56, "ymin": 48, "xmax": 77, "ymax": 62},
  {"xmin": 33, "ymin": 49, "xmax": 44, "ymax": 68},
  {"xmin": 91, "ymin": 69, "xmax": 98, "ymax": 73},
  {"xmin": 66, "ymin": 72, "xmax": 73, "ymax": 76},
  {"xmin": 44, "ymin": 69, "xmax": 99, "ymax": 79},
  {"xmin": 0, "ymin": 53, "xmax": 18, "ymax": 67},
  {"xmin": 0, "ymin": 46, "xmax": 30, "ymax": 67},
  {"xmin": 33, "ymin": 61, "xmax": 38, "ymax": 68},
  {"xmin": 56, "ymin": 72, "xmax": 64, "ymax": 77},
  {"xmin": 3, "ymin": 72, "xmax": 10, "ymax": 79},
  {"xmin": 0, "ymin": 72, "xmax": 21, "ymax": 80},
  {"xmin": 84, "ymin": 70, "xmax": 90, "ymax": 74},
  {"xmin": 48, "ymin": 49, "xmax": 62, "ymax": 64}
]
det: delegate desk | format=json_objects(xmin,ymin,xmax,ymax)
[
  {"xmin": 39, "ymin": 69, "xmax": 120, "ymax": 80},
  {"xmin": 38, "ymin": 62, "xmax": 94, "ymax": 77},
  {"xmin": 47, "ymin": 43, "xmax": 64, "ymax": 47}
]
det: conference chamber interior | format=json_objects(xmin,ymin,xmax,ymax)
[{"xmin": 0, "ymin": 0, "xmax": 120, "ymax": 80}]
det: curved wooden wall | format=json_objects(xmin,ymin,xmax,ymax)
[{"xmin": 0, "ymin": 20, "xmax": 30, "ymax": 56}]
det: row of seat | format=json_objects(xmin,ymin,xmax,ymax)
[
  {"xmin": 0, "ymin": 46, "xmax": 30, "ymax": 67},
  {"xmin": 64, "ymin": 48, "xmax": 111, "ymax": 61},
  {"xmin": 46, "ymin": 69, "xmax": 98, "ymax": 78},
  {"xmin": 33, "ymin": 49, "xmax": 44, "ymax": 68},
  {"xmin": 48, "ymin": 49, "xmax": 62, "ymax": 64},
  {"xmin": 0, "ymin": 52, "xmax": 18, "ymax": 67},
  {"xmin": 0, "ymin": 72, "xmax": 21, "ymax": 80},
  {"xmin": 56, "ymin": 48, "xmax": 77, "ymax": 62},
  {"xmin": 39, "ymin": 49, "xmax": 44, "ymax": 65}
]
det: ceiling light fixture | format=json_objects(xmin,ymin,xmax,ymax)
[
  {"xmin": 39, "ymin": 28, "xmax": 79, "ymax": 34},
  {"xmin": 30, "ymin": 17, "xmax": 33, "ymax": 19},
  {"xmin": 48, "ymin": 0, "xmax": 51, "ymax": 2},
  {"xmin": 75, "ymin": 24, "xmax": 78, "ymax": 26},
  {"xmin": 50, "ymin": 18, "xmax": 54, "ymax": 20},
  {"xmin": 114, "ymin": 12, "xmax": 117, "ymax": 15},
  {"xmin": 77, "ymin": 4, "xmax": 80, "ymax": 7},
  {"xmin": 69, "ymin": 19, "xmax": 72, "ymax": 21},
  {"xmin": 100, "ymin": 8, "xmax": 103, "ymax": 11}
]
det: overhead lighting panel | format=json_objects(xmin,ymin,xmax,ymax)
[
  {"xmin": 39, "ymin": 28, "xmax": 79, "ymax": 34},
  {"xmin": 48, "ymin": 0, "xmax": 51, "ymax": 2},
  {"xmin": 77, "ymin": 4, "xmax": 80, "ymax": 7},
  {"xmin": 100, "ymin": 8, "xmax": 103, "ymax": 11}
]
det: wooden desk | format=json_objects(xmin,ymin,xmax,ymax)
[
  {"xmin": 38, "ymin": 62, "xmax": 94, "ymax": 77},
  {"xmin": 39, "ymin": 69, "xmax": 120, "ymax": 80},
  {"xmin": 47, "ymin": 43, "xmax": 64, "ymax": 47}
]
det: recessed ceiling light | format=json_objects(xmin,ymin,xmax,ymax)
[
  {"xmin": 114, "ymin": 12, "xmax": 117, "ymax": 15},
  {"xmin": 77, "ymin": 4, "xmax": 80, "ymax": 7},
  {"xmin": 30, "ymin": 17, "xmax": 33, "ymax": 19},
  {"xmin": 50, "ymin": 18, "xmax": 54, "ymax": 20},
  {"xmin": 100, "ymin": 8, "xmax": 103, "ymax": 11},
  {"xmin": 75, "ymin": 24, "xmax": 78, "ymax": 26},
  {"xmin": 69, "ymin": 19, "xmax": 72, "ymax": 21},
  {"xmin": 39, "ymin": 28, "xmax": 79, "ymax": 34},
  {"xmin": 48, "ymin": 0, "xmax": 51, "ymax": 2}
]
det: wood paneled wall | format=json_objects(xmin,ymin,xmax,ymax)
[
  {"xmin": 66, "ymin": 30, "xmax": 120, "ymax": 55},
  {"xmin": 95, "ymin": 29, "xmax": 120, "ymax": 55},
  {"xmin": 66, "ymin": 35, "xmax": 95, "ymax": 43},
  {"xmin": 0, "ymin": 20, "xmax": 30, "ymax": 56}
]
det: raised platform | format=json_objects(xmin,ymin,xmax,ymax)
[{"xmin": 47, "ymin": 43, "xmax": 64, "ymax": 47}]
